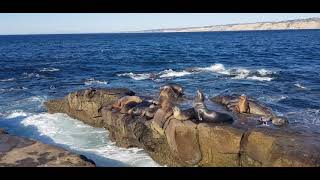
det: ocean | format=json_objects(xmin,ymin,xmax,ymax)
[{"xmin": 0, "ymin": 30, "xmax": 320, "ymax": 166}]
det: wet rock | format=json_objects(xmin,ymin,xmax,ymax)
[{"xmin": 0, "ymin": 133, "xmax": 95, "ymax": 167}]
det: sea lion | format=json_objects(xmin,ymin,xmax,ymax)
[
  {"xmin": 193, "ymin": 90, "xmax": 233, "ymax": 123},
  {"xmin": 236, "ymin": 94, "xmax": 250, "ymax": 113},
  {"xmin": 127, "ymin": 100, "xmax": 158, "ymax": 119},
  {"xmin": 271, "ymin": 116, "xmax": 289, "ymax": 126},
  {"xmin": 112, "ymin": 95, "xmax": 143, "ymax": 111},
  {"xmin": 160, "ymin": 83, "xmax": 184, "ymax": 97},
  {"xmin": 172, "ymin": 106, "xmax": 193, "ymax": 121}
]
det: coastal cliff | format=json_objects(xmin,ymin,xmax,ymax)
[
  {"xmin": 142, "ymin": 17, "xmax": 320, "ymax": 33},
  {"xmin": 44, "ymin": 88, "xmax": 320, "ymax": 167},
  {"xmin": 0, "ymin": 128, "xmax": 95, "ymax": 167}
]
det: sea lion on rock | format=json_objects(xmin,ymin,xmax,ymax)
[
  {"xmin": 160, "ymin": 83, "xmax": 184, "ymax": 97},
  {"xmin": 84, "ymin": 88, "xmax": 97, "ymax": 99},
  {"xmin": 271, "ymin": 116, "xmax": 289, "ymax": 126},
  {"xmin": 193, "ymin": 90, "xmax": 233, "ymax": 123},
  {"xmin": 172, "ymin": 106, "xmax": 193, "ymax": 121},
  {"xmin": 235, "ymin": 94, "xmax": 250, "ymax": 113},
  {"xmin": 112, "ymin": 96, "xmax": 143, "ymax": 112}
]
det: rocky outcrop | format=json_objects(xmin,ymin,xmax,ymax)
[
  {"xmin": 45, "ymin": 88, "xmax": 320, "ymax": 167},
  {"xmin": 0, "ymin": 129, "xmax": 95, "ymax": 167}
]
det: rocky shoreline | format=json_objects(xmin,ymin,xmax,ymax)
[
  {"xmin": 44, "ymin": 87, "xmax": 320, "ymax": 167},
  {"xmin": 0, "ymin": 128, "xmax": 95, "ymax": 167}
]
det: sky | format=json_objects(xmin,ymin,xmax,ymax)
[{"xmin": 0, "ymin": 13, "xmax": 320, "ymax": 35}]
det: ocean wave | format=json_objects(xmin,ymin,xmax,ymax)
[
  {"xmin": 18, "ymin": 113, "xmax": 159, "ymax": 167},
  {"xmin": 286, "ymin": 109, "xmax": 320, "ymax": 125},
  {"xmin": 23, "ymin": 72, "xmax": 40, "ymax": 78},
  {"xmin": 117, "ymin": 63, "xmax": 276, "ymax": 82},
  {"xmin": 117, "ymin": 72, "xmax": 152, "ymax": 81},
  {"xmin": 0, "ymin": 78, "xmax": 16, "ymax": 82},
  {"xmin": 84, "ymin": 78, "xmax": 109, "ymax": 86},
  {"xmin": 158, "ymin": 69, "xmax": 191, "ymax": 78},
  {"xmin": 39, "ymin": 68, "xmax": 60, "ymax": 72},
  {"xmin": 4, "ymin": 110, "xmax": 31, "ymax": 119},
  {"xmin": 294, "ymin": 83, "xmax": 308, "ymax": 90},
  {"xmin": 0, "ymin": 87, "xmax": 28, "ymax": 93}
]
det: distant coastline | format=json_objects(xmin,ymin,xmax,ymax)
[{"xmin": 140, "ymin": 17, "xmax": 320, "ymax": 33}]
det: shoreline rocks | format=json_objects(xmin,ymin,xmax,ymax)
[
  {"xmin": 0, "ymin": 128, "xmax": 95, "ymax": 167},
  {"xmin": 44, "ymin": 88, "xmax": 320, "ymax": 167}
]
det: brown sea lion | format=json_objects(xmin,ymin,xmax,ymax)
[
  {"xmin": 112, "ymin": 96, "xmax": 143, "ymax": 111},
  {"xmin": 193, "ymin": 90, "xmax": 233, "ymax": 123},
  {"xmin": 84, "ymin": 88, "xmax": 97, "ymax": 99},
  {"xmin": 160, "ymin": 83, "xmax": 184, "ymax": 97},
  {"xmin": 172, "ymin": 106, "xmax": 193, "ymax": 121},
  {"xmin": 236, "ymin": 94, "xmax": 250, "ymax": 113},
  {"xmin": 271, "ymin": 116, "xmax": 289, "ymax": 126}
]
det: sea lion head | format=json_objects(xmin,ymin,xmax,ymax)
[
  {"xmin": 240, "ymin": 94, "xmax": 247, "ymax": 100},
  {"xmin": 173, "ymin": 106, "xmax": 181, "ymax": 115},
  {"xmin": 195, "ymin": 90, "xmax": 205, "ymax": 102}
]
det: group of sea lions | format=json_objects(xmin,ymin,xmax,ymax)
[
  {"xmin": 108, "ymin": 83, "xmax": 288, "ymax": 128},
  {"xmin": 211, "ymin": 94, "xmax": 289, "ymax": 126}
]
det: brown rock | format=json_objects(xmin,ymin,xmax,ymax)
[
  {"xmin": 241, "ymin": 128, "xmax": 320, "ymax": 167},
  {"xmin": 197, "ymin": 123, "xmax": 245, "ymax": 166},
  {"xmin": 0, "ymin": 133, "xmax": 95, "ymax": 167},
  {"xmin": 164, "ymin": 119, "xmax": 202, "ymax": 166}
]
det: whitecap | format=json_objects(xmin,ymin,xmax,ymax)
[
  {"xmin": 117, "ymin": 72, "xmax": 152, "ymax": 81},
  {"xmin": 40, "ymin": 68, "xmax": 60, "ymax": 72},
  {"xmin": 23, "ymin": 72, "xmax": 40, "ymax": 78},
  {"xmin": 257, "ymin": 69, "xmax": 274, "ymax": 76},
  {"xmin": 0, "ymin": 78, "xmax": 16, "ymax": 82},
  {"xmin": 84, "ymin": 78, "xmax": 108, "ymax": 86},
  {"xmin": 159, "ymin": 69, "xmax": 191, "ymax": 78},
  {"xmin": 230, "ymin": 68, "xmax": 251, "ymax": 79},
  {"xmin": 294, "ymin": 83, "xmax": 308, "ymax": 90},
  {"xmin": 195, "ymin": 63, "xmax": 230, "ymax": 75},
  {"xmin": 4, "ymin": 110, "xmax": 31, "ymax": 119},
  {"xmin": 246, "ymin": 76, "xmax": 273, "ymax": 81},
  {"xmin": 0, "ymin": 87, "xmax": 28, "ymax": 92}
]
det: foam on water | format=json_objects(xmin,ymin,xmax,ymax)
[
  {"xmin": 0, "ymin": 78, "xmax": 16, "ymax": 82},
  {"xmin": 117, "ymin": 72, "xmax": 152, "ymax": 80},
  {"xmin": 0, "ymin": 87, "xmax": 28, "ymax": 93},
  {"xmin": 294, "ymin": 83, "xmax": 308, "ymax": 90},
  {"xmin": 5, "ymin": 110, "xmax": 31, "ymax": 119},
  {"xmin": 40, "ymin": 68, "xmax": 60, "ymax": 72},
  {"xmin": 84, "ymin": 78, "xmax": 109, "ymax": 86},
  {"xmin": 159, "ymin": 69, "xmax": 191, "ymax": 78},
  {"xmin": 23, "ymin": 72, "xmax": 40, "ymax": 78},
  {"xmin": 1, "ymin": 112, "xmax": 160, "ymax": 167},
  {"xmin": 246, "ymin": 76, "xmax": 273, "ymax": 81}
]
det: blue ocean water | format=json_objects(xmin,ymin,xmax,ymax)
[{"xmin": 0, "ymin": 30, "xmax": 320, "ymax": 166}]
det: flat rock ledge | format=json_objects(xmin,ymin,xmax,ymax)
[
  {"xmin": 44, "ymin": 88, "xmax": 320, "ymax": 167},
  {"xmin": 0, "ymin": 129, "xmax": 95, "ymax": 167}
]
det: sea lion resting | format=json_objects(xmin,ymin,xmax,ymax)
[
  {"xmin": 211, "ymin": 95, "xmax": 275, "ymax": 117},
  {"xmin": 212, "ymin": 95, "xmax": 289, "ymax": 126},
  {"xmin": 112, "ymin": 95, "xmax": 143, "ymax": 113},
  {"xmin": 193, "ymin": 90, "xmax": 233, "ymax": 123}
]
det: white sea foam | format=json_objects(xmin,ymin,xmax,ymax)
[
  {"xmin": 294, "ymin": 83, "xmax": 308, "ymax": 90},
  {"xmin": 40, "ymin": 68, "xmax": 60, "ymax": 72},
  {"xmin": 195, "ymin": 63, "xmax": 230, "ymax": 75},
  {"xmin": 159, "ymin": 69, "xmax": 191, "ymax": 78},
  {"xmin": 0, "ymin": 87, "xmax": 28, "ymax": 92},
  {"xmin": 23, "ymin": 72, "xmax": 40, "ymax": 78},
  {"xmin": 117, "ymin": 72, "xmax": 152, "ymax": 80},
  {"xmin": 17, "ymin": 113, "xmax": 159, "ymax": 167},
  {"xmin": 84, "ymin": 78, "xmax": 108, "ymax": 86},
  {"xmin": 5, "ymin": 110, "xmax": 31, "ymax": 119},
  {"xmin": 0, "ymin": 78, "xmax": 16, "ymax": 82},
  {"xmin": 246, "ymin": 76, "xmax": 273, "ymax": 81},
  {"xmin": 257, "ymin": 69, "xmax": 274, "ymax": 76}
]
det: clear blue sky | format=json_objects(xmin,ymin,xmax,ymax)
[{"xmin": 0, "ymin": 13, "xmax": 320, "ymax": 35}]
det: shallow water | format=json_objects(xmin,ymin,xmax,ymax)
[{"xmin": 0, "ymin": 30, "xmax": 320, "ymax": 166}]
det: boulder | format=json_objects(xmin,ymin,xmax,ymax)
[
  {"xmin": 240, "ymin": 128, "xmax": 320, "ymax": 167},
  {"xmin": 164, "ymin": 119, "xmax": 202, "ymax": 166},
  {"xmin": 0, "ymin": 131, "xmax": 95, "ymax": 167},
  {"xmin": 197, "ymin": 123, "xmax": 245, "ymax": 166}
]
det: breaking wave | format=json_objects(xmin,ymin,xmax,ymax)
[
  {"xmin": 84, "ymin": 78, "xmax": 109, "ymax": 86},
  {"xmin": 0, "ymin": 78, "xmax": 16, "ymax": 82},
  {"xmin": 294, "ymin": 83, "xmax": 308, "ymax": 90},
  {"xmin": 40, "ymin": 68, "xmax": 60, "ymax": 72},
  {"xmin": 118, "ymin": 63, "xmax": 275, "ymax": 82}
]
